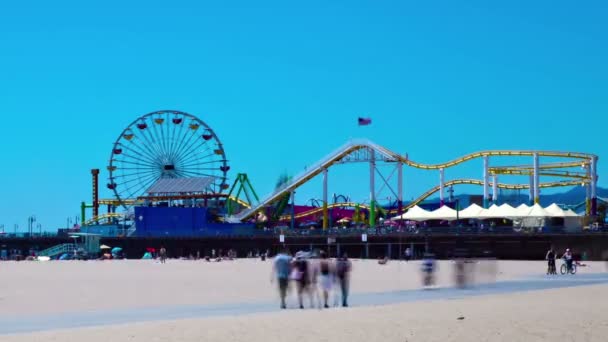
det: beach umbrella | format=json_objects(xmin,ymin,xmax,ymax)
[
  {"xmin": 100, "ymin": 245, "xmax": 111, "ymax": 250},
  {"xmin": 111, "ymin": 247, "xmax": 123, "ymax": 254}
]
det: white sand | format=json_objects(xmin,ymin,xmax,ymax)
[{"xmin": 1, "ymin": 259, "xmax": 606, "ymax": 341}]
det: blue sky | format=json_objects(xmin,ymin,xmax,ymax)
[{"xmin": 1, "ymin": 0, "xmax": 606, "ymax": 231}]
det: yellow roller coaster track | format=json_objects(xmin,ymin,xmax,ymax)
[
  {"xmin": 490, "ymin": 169, "xmax": 589, "ymax": 179},
  {"xmin": 276, "ymin": 179, "xmax": 587, "ymax": 221},
  {"xmin": 489, "ymin": 161, "xmax": 589, "ymax": 171},
  {"xmin": 278, "ymin": 203, "xmax": 371, "ymax": 221},
  {"xmin": 83, "ymin": 213, "xmax": 126, "ymax": 226},
  {"xmin": 236, "ymin": 140, "xmax": 596, "ymax": 221},
  {"xmin": 394, "ymin": 179, "xmax": 586, "ymax": 213}
]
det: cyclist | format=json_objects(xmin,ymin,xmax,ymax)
[
  {"xmin": 562, "ymin": 248, "xmax": 574, "ymax": 273},
  {"xmin": 545, "ymin": 246, "xmax": 556, "ymax": 275}
]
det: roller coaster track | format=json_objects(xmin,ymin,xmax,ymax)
[
  {"xmin": 278, "ymin": 203, "xmax": 370, "ymax": 221},
  {"xmin": 489, "ymin": 161, "xmax": 589, "ymax": 171},
  {"xmin": 83, "ymin": 213, "xmax": 126, "ymax": 226},
  {"xmin": 234, "ymin": 139, "xmax": 596, "ymax": 221},
  {"xmin": 490, "ymin": 169, "xmax": 588, "ymax": 179},
  {"xmin": 395, "ymin": 179, "xmax": 585, "ymax": 212},
  {"xmin": 276, "ymin": 179, "xmax": 585, "ymax": 221}
]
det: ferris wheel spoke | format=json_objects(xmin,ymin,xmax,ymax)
[
  {"xmin": 178, "ymin": 153, "xmax": 220, "ymax": 168},
  {"xmin": 156, "ymin": 114, "xmax": 180, "ymax": 162},
  {"xmin": 177, "ymin": 169, "xmax": 219, "ymax": 179},
  {"xmin": 177, "ymin": 162, "xmax": 222, "ymax": 171},
  {"xmin": 138, "ymin": 122, "xmax": 168, "ymax": 163},
  {"xmin": 164, "ymin": 113, "xmax": 179, "ymax": 162},
  {"xmin": 117, "ymin": 152, "xmax": 161, "ymax": 168},
  {"xmin": 178, "ymin": 141, "xmax": 214, "ymax": 163},
  {"xmin": 128, "ymin": 124, "xmax": 167, "ymax": 164},
  {"xmin": 151, "ymin": 117, "xmax": 170, "ymax": 162},
  {"xmin": 119, "ymin": 144, "xmax": 161, "ymax": 167},
  {"xmin": 166, "ymin": 118, "xmax": 193, "ymax": 163},
  {"xmin": 124, "ymin": 180, "xmax": 157, "ymax": 199},
  {"xmin": 112, "ymin": 158, "xmax": 160, "ymax": 169},
  {"xmin": 113, "ymin": 169, "xmax": 160, "ymax": 179},
  {"xmin": 180, "ymin": 166, "xmax": 220, "ymax": 171},
  {"xmin": 116, "ymin": 173, "xmax": 160, "ymax": 198},
  {"xmin": 171, "ymin": 126, "xmax": 200, "ymax": 165},
  {"xmin": 163, "ymin": 111, "xmax": 178, "ymax": 160},
  {"xmin": 112, "ymin": 171, "xmax": 160, "ymax": 187},
  {"xmin": 173, "ymin": 123, "xmax": 214, "ymax": 163},
  {"xmin": 177, "ymin": 141, "xmax": 215, "ymax": 166},
  {"xmin": 125, "ymin": 135, "xmax": 164, "ymax": 166},
  {"xmin": 179, "ymin": 156, "xmax": 215, "ymax": 171},
  {"xmin": 115, "ymin": 167, "xmax": 160, "ymax": 171}
]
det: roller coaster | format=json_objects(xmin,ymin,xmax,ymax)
[
  {"xmin": 80, "ymin": 110, "xmax": 598, "ymax": 230},
  {"xmin": 83, "ymin": 138, "xmax": 597, "ymax": 229},
  {"xmin": 232, "ymin": 139, "xmax": 598, "ymax": 228}
]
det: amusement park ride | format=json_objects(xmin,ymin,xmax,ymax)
[{"xmin": 81, "ymin": 110, "xmax": 599, "ymax": 234}]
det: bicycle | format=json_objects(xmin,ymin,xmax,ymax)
[{"xmin": 560, "ymin": 259, "xmax": 577, "ymax": 275}]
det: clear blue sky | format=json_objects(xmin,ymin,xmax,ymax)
[{"xmin": 1, "ymin": 0, "xmax": 607, "ymax": 231}]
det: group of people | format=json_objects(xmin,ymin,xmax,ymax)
[
  {"xmin": 545, "ymin": 246, "xmax": 576, "ymax": 274},
  {"xmin": 272, "ymin": 248, "xmax": 352, "ymax": 309}
]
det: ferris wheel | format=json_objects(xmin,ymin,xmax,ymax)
[{"xmin": 107, "ymin": 110, "xmax": 230, "ymax": 208}]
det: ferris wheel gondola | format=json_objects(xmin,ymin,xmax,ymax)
[{"xmin": 107, "ymin": 110, "xmax": 229, "ymax": 208}]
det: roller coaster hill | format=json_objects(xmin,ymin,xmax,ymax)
[{"xmin": 76, "ymin": 110, "xmax": 601, "ymax": 240}]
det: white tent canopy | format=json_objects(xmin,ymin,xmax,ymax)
[
  {"xmin": 390, "ymin": 203, "xmax": 581, "ymax": 221},
  {"xmin": 458, "ymin": 203, "xmax": 485, "ymax": 219},
  {"xmin": 494, "ymin": 203, "xmax": 518, "ymax": 218},
  {"xmin": 563, "ymin": 209, "xmax": 580, "ymax": 217},
  {"xmin": 392, "ymin": 205, "xmax": 432, "ymax": 221},
  {"xmin": 514, "ymin": 204, "xmax": 531, "ymax": 217},
  {"xmin": 527, "ymin": 203, "xmax": 550, "ymax": 217},
  {"xmin": 477, "ymin": 204, "xmax": 500, "ymax": 219},
  {"xmin": 427, "ymin": 205, "xmax": 458, "ymax": 221},
  {"xmin": 544, "ymin": 203, "xmax": 567, "ymax": 217}
]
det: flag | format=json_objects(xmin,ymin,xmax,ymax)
[{"xmin": 358, "ymin": 117, "xmax": 372, "ymax": 126}]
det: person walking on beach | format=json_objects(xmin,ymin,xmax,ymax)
[
  {"xmin": 159, "ymin": 247, "xmax": 167, "ymax": 264},
  {"xmin": 335, "ymin": 252, "xmax": 352, "ymax": 307},
  {"xmin": 271, "ymin": 248, "xmax": 292, "ymax": 309},
  {"xmin": 562, "ymin": 248, "xmax": 574, "ymax": 273},
  {"xmin": 404, "ymin": 247, "xmax": 412, "ymax": 262},
  {"xmin": 421, "ymin": 253, "xmax": 436, "ymax": 287},
  {"xmin": 546, "ymin": 246, "xmax": 557, "ymax": 275},
  {"xmin": 318, "ymin": 250, "xmax": 334, "ymax": 309},
  {"xmin": 292, "ymin": 252, "xmax": 311, "ymax": 309}
]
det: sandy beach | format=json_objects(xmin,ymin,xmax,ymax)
[{"xmin": 1, "ymin": 259, "xmax": 607, "ymax": 341}]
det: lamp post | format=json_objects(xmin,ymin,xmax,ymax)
[
  {"xmin": 455, "ymin": 198, "xmax": 460, "ymax": 234},
  {"xmin": 28, "ymin": 216, "xmax": 36, "ymax": 236},
  {"xmin": 37, "ymin": 223, "xmax": 42, "ymax": 236}
]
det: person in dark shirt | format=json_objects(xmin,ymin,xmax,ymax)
[
  {"xmin": 293, "ymin": 252, "xmax": 310, "ymax": 309},
  {"xmin": 318, "ymin": 251, "xmax": 333, "ymax": 309},
  {"xmin": 546, "ymin": 246, "xmax": 556, "ymax": 275},
  {"xmin": 335, "ymin": 253, "xmax": 352, "ymax": 307},
  {"xmin": 159, "ymin": 247, "xmax": 167, "ymax": 264}
]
